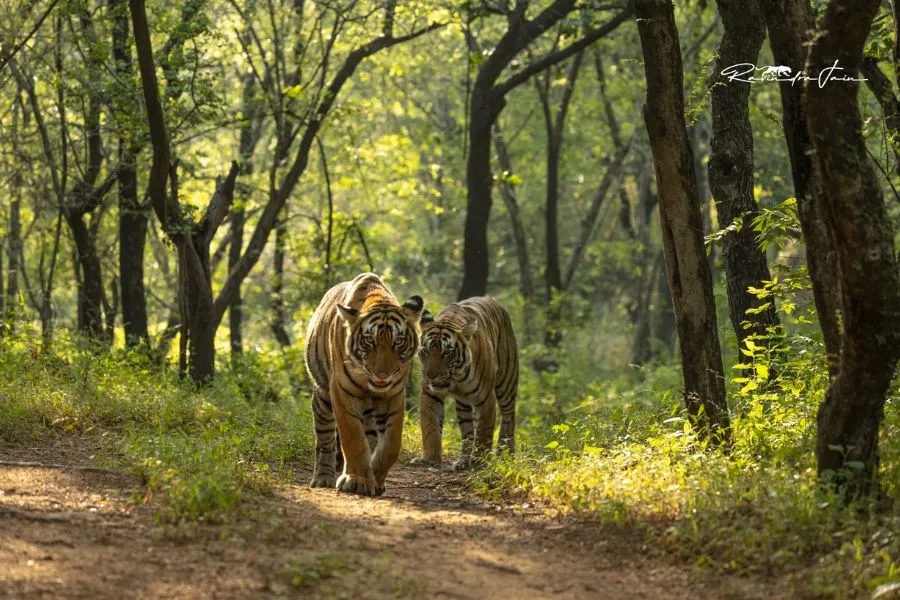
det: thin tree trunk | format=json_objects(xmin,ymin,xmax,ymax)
[
  {"xmin": 636, "ymin": 0, "xmax": 729, "ymax": 443},
  {"xmin": 68, "ymin": 213, "xmax": 107, "ymax": 341},
  {"xmin": 459, "ymin": 82, "xmax": 500, "ymax": 300},
  {"xmin": 761, "ymin": 0, "xmax": 842, "ymax": 376},
  {"xmin": 493, "ymin": 124, "xmax": 535, "ymax": 339},
  {"xmin": 5, "ymin": 198, "xmax": 21, "ymax": 325},
  {"xmin": 536, "ymin": 51, "xmax": 584, "ymax": 347},
  {"xmin": 652, "ymin": 248, "xmax": 677, "ymax": 357},
  {"xmin": 0, "ymin": 237, "xmax": 5, "ymax": 321},
  {"xmin": 708, "ymin": 0, "xmax": 780, "ymax": 358},
  {"xmin": 228, "ymin": 206, "xmax": 244, "ymax": 357},
  {"xmin": 271, "ymin": 218, "xmax": 291, "ymax": 347},
  {"xmin": 113, "ymin": 0, "xmax": 149, "ymax": 346},
  {"xmin": 806, "ymin": 0, "xmax": 900, "ymax": 500},
  {"xmin": 691, "ymin": 118, "xmax": 716, "ymax": 279},
  {"xmin": 118, "ymin": 149, "xmax": 148, "ymax": 346},
  {"xmin": 230, "ymin": 72, "xmax": 260, "ymax": 359}
]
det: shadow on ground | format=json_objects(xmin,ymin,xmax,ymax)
[{"xmin": 1, "ymin": 436, "xmax": 794, "ymax": 599}]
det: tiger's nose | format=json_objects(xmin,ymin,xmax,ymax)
[{"xmin": 374, "ymin": 366, "xmax": 397, "ymax": 379}]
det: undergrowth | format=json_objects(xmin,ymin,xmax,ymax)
[
  {"xmin": 0, "ymin": 333, "xmax": 313, "ymax": 524},
  {"xmin": 468, "ymin": 314, "xmax": 900, "ymax": 599}
]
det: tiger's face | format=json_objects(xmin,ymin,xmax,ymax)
[
  {"xmin": 418, "ymin": 314, "xmax": 477, "ymax": 393},
  {"xmin": 338, "ymin": 296, "xmax": 423, "ymax": 392}
]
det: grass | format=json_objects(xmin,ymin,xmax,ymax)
[
  {"xmin": 466, "ymin": 338, "xmax": 900, "ymax": 599},
  {"xmin": 0, "ymin": 332, "xmax": 314, "ymax": 524},
  {"xmin": 2, "ymin": 323, "xmax": 899, "ymax": 598}
]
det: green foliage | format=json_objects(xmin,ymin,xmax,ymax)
[
  {"xmin": 0, "ymin": 331, "xmax": 313, "ymax": 524},
  {"xmin": 462, "ymin": 271, "xmax": 900, "ymax": 599}
]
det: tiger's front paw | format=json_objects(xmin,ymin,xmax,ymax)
[
  {"xmin": 310, "ymin": 471, "xmax": 337, "ymax": 489},
  {"xmin": 336, "ymin": 473, "xmax": 382, "ymax": 497},
  {"xmin": 410, "ymin": 456, "xmax": 440, "ymax": 469}
]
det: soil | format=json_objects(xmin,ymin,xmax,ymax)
[{"xmin": 0, "ymin": 435, "xmax": 795, "ymax": 599}]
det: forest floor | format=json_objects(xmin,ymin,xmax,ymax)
[{"xmin": 0, "ymin": 436, "xmax": 795, "ymax": 599}]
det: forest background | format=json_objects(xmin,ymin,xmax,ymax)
[{"xmin": 0, "ymin": 0, "xmax": 899, "ymax": 597}]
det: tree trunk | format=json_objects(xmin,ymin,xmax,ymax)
[
  {"xmin": 113, "ymin": 0, "xmax": 149, "ymax": 347},
  {"xmin": 708, "ymin": 0, "xmax": 780, "ymax": 358},
  {"xmin": 5, "ymin": 198, "xmax": 21, "ymax": 325},
  {"xmin": 805, "ymin": 0, "xmax": 900, "ymax": 499},
  {"xmin": 652, "ymin": 248, "xmax": 677, "ymax": 357},
  {"xmin": 185, "ymin": 231, "xmax": 216, "ymax": 382},
  {"xmin": 459, "ymin": 84, "xmax": 501, "ymax": 300},
  {"xmin": 0, "ymin": 237, "xmax": 5, "ymax": 320},
  {"xmin": 635, "ymin": 0, "xmax": 729, "ymax": 443},
  {"xmin": 271, "ymin": 217, "xmax": 292, "ymax": 347},
  {"xmin": 690, "ymin": 118, "xmax": 716, "ymax": 281},
  {"xmin": 628, "ymin": 160, "xmax": 656, "ymax": 365},
  {"xmin": 544, "ymin": 134, "xmax": 563, "ymax": 348},
  {"xmin": 761, "ymin": 0, "xmax": 842, "ymax": 376},
  {"xmin": 228, "ymin": 206, "xmax": 244, "ymax": 357},
  {"xmin": 118, "ymin": 153, "xmax": 148, "ymax": 347},
  {"xmin": 493, "ymin": 125, "xmax": 535, "ymax": 340},
  {"xmin": 68, "ymin": 212, "xmax": 107, "ymax": 341}
]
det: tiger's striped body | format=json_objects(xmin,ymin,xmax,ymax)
[
  {"xmin": 414, "ymin": 297, "xmax": 518, "ymax": 470},
  {"xmin": 305, "ymin": 273, "xmax": 423, "ymax": 496}
]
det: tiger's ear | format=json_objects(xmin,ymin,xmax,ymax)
[
  {"xmin": 402, "ymin": 295, "xmax": 424, "ymax": 321},
  {"xmin": 461, "ymin": 318, "xmax": 478, "ymax": 340},
  {"xmin": 421, "ymin": 309, "xmax": 434, "ymax": 325},
  {"xmin": 337, "ymin": 304, "xmax": 359, "ymax": 324}
]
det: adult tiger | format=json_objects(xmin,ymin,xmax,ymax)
[
  {"xmin": 412, "ymin": 297, "xmax": 518, "ymax": 470},
  {"xmin": 305, "ymin": 273, "xmax": 424, "ymax": 496}
]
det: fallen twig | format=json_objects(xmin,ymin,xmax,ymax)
[{"xmin": 474, "ymin": 557, "xmax": 522, "ymax": 575}]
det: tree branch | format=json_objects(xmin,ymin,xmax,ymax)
[
  {"xmin": 212, "ymin": 21, "xmax": 445, "ymax": 326},
  {"xmin": 0, "ymin": 0, "xmax": 61, "ymax": 73},
  {"xmin": 561, "ymin": 131, "xmax": 635, "ymax": 289},
  {"xmin": 493, "ymin": 7, "xmax": 633, "ymax": 98}
]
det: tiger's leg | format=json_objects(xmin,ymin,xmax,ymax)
[
  {"xmin": 473, "ymin": 389, "xmax": 497, "ymax": 462},
  {"xmin": 451, "ymin": 398, "xmax": 477, "ymax": 471},
  {"xmin": 497, "ymin": 389, "xmax": 517, "ymax": 454},
  {"xmin": 332, "ymin": 385, "xmax": 379, "ymax": 496},
  {"xmin": 411, "ymin": 388, "xmax": 446, "ymax": 467},
  {"xmin": 364, "ymin": 408, "xmax": 378, "ymax": 453},
  {"xmin": 371, "ymin": 392, "xmax": 406, "ymax": 494},
  {"xmin": 310, "ymin": 386, "xmax": 338, "ymax": 488}
]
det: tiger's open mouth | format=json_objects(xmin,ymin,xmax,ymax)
[{"xmin": 369, "ymin": 377, "xmax": 394, "ymax": 390}]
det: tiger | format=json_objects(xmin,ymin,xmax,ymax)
[
  {"xmin": 411, "ymin": 296, "xmax": 518, "ymax": 470},
  {"xmin": 304, "ymin": 272, "xmax": 424, "ymax": 496}
]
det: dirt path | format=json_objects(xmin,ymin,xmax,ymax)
[{"xmin": 0, "ymin": 437, "xmax": 789, "ymax": 599}]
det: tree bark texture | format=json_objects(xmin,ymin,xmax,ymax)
[
  {"xmin": 67, "ymin": 212, "xmax": 107, "ymax": 341},
  {"xmin": 805, "ymin": 0, "xmax": 900, "ymax": 499},
  {"xmin": 761, "ymin": 0, "xmax": 842, "ymax": 376},
  {"xmin": 228, "ymin": 206, "xmax": 244, "ymax": 357},
  {"xmin": 708, "ymin": 0, "xmax": 780, "ymax": 357},
  {"xmin": 635, "ymin": 0, "xmax": 729, "ymax": 442},
  {"xmin": 113, "ymin": 0, "xmax": 149, "ymax": 346},
  {"xmin": 271, "ymin": 218, "xmax": 292, "ymax": 347}
]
